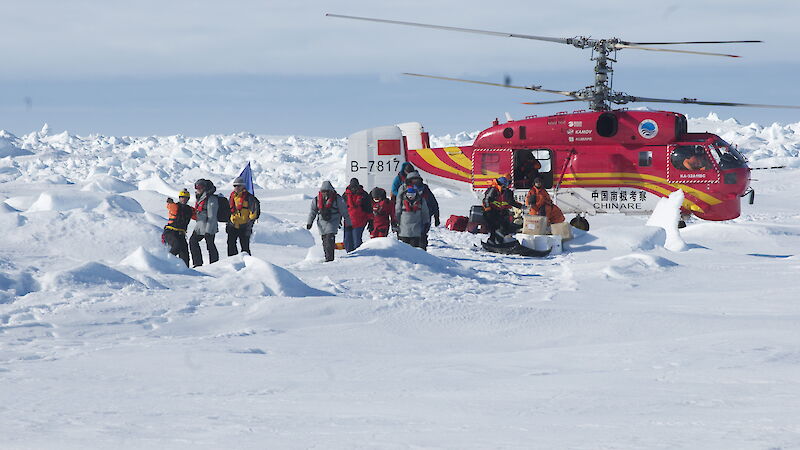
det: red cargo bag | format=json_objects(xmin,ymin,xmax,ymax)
[{"xmin": 445, "ymin": 215, "xmax": 469, "ymax": 232}]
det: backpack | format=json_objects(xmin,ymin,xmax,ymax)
[
  {"xmin": 248, "ymin": 195, "xmax": 261, "ymax": 221},
  {"xmin": 446, "ymin": 215, "xmax": 469, "ymax": 232},
  {"xmin": 215, "ymin": 194, "xmax": 231, "ymax": 223},
  {"xmin": 318, "ymin": 192, "xmax": 336, "ymax": 221},
  {"xmin": 360, "ymin": 193, "xmax": 372, "ymax": 213}
]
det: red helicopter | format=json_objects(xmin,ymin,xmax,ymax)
[{"xmin": 328, "ymin": 14, "xmax": 800, "ymax": 232}]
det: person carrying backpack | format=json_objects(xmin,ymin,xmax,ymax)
[
  {"xmin": 227, "ymin": 176, "xmax": 260, "ymax": 256},
  {"xmin": 189, "ymin": 178, "xmax": 220, "ymax": 267},
  {"xmin": 343, "ymin": 177, "xmax": 371, "ymax": 252},
  {"xmin": 307, "ymin": 180, "xmax": 351, "ymax": 262},
  {"xmin": 163, "ymin": 189, "xmax": 194, "ymax": 267},
  {"xmin": 368, "ymin": 187, "xmax": 396, "ymax": 238},
  {"xmin": 395, "ymin": 185, "xmax": 430, "ymax": 249}
]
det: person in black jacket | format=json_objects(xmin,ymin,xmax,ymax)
[
  {"xmin": 163, "ymin": 189, "xmax": 194, "ymax": 267},
  {"xmin": 482, "ymin": 177, "xmax": 523, "ymax": 244}
]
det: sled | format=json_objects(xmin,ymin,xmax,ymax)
[{"xmin": 481, "ymin": 239, "xmax": 551, "ymax": 257}]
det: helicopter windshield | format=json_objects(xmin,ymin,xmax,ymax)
[
  {"xmin": 710, "ymin": 139, "xmax": 747, "ymax": 169},
  {"xmin": 671, "ymin": 145, "xmax": 713, "ymax": 171}
]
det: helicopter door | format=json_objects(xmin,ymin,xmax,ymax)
[
  {"xmin": 667, "ymin": 144, "xmax": 720, "ymax": 184},
  {"xmin": 513, "ymin": 149, "xmax": 553, "ymax": 189},
  {"xmin": 472, "ymin": 149, "xmax": 513, "ymax": 191}
]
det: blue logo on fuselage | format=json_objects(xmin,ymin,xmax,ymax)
[{"xmin": 638, "ymin": 119, "xmax": 659, "ymax": 139}]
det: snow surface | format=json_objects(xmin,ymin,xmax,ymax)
[{"xmin": 1, "ymin": 116, "xmax": 800, "ymax": 449}]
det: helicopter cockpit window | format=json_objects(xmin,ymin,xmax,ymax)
[
  {"xmin": 671, "ymin": 145, "xmax": 713, "ymax": 171},
  {"xmin": 711, "ymin": 140, "xmax": 747, "ymax": 169},
  {"xmin": 513, "ymin": 149, "xmax": 553, "ymax": 189}
]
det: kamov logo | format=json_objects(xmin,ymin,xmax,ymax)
[{"xmin": 638, "ymin": 119, "xmax": 658, "ymax": 139}]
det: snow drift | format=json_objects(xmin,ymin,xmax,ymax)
[
  {"xmin": 210, "ymin": 255, "xmax": 331, "ymax": 297},
  {"xmin": 120, "ymin": 247, "xmax": 203, "ymax": 276},
  {"xmin": 40, "ymin": 262, "xmax": 142, "ymax": 290}
]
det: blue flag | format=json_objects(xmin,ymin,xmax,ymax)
[{"xmin": 239, "ymin": 162, "xmax": 254, "ymax": 195}]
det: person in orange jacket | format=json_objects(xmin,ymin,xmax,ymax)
[
  {"xmin": 525, "ymin": 177, "xmax": 565, "ymax": 224},
  {"xmin": 163, "ymin": 189, "xmax": 195, "ymax": 267}
]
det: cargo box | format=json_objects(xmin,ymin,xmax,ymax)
[
  {"xmin": 522, "ymin": 214, "xmax": 549, "ymax": 235},
  {"xmin": 549, "ymin": 222, "xmax": 573, "ymax": 241}
]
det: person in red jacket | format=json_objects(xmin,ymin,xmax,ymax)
[
  {"xmin": 343, "ymin": 178, "xmax": 372, "ymax": 252},
  {"xmin": 368, "ymin": 187, "xmax": 396, "ymax": 238}
]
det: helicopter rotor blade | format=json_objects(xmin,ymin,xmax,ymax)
[
  {"xmin": 521, "ymin": 99, "xmax": 584, "ymax": 105},
  {"xmin": 614, "ymin": 44, "xmax": 741, "ymax": 58},
  {"xmin": 622, "ymin": 40, "xmax": 762, "ymax": 45},
  {"xmin": 325, "ymin": 14, "xmax": 572, "ymax": 45},
  {"xmin": 403, "ymin": 73, "xmax": 576, "ymax": 97},
  {"xmin": 618, "ymin": 95, "xmax": 800, "ymax": 109}
]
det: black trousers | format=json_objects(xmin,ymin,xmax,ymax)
[
  {"xmin": 189, "ymin": 232, "xmax": 219, "ymax": 267},
  {"xmin": 420, "ymin": 222, "xmax": 432, "ymax": 251},
  {"xmin": 321, "ymin": 233, "xmax": 336, "ymax": 262},
  {"xmin": 227, "ymin": 223, "xmax": 252, "ymax": 256},
  {"xmin": 484, "ymin": 210, "xmax": 515, "ymax": 243},
  {"xmin": 399, "ymin": 236, "xmax": 422, "ymax": 248},
  {"xmin": 164, "ymin": 229, "xmax": 189, "ymax": 267}
]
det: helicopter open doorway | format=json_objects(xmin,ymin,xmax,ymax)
[{"xmin": 512, "ymin": 149, "xmax": 553, "ymax": 190}]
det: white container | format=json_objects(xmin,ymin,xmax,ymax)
[{"xmin": 516, "ymin": 234, "xmax": 562, "ymax": 255}]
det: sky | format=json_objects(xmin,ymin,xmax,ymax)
[{"xmin": 0, "ymin": 0, "xmax": 798, "ymax": 137}]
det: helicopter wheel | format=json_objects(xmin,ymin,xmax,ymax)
[
  {"xmin": 570, "ymin": 215, "xmax": 590, "ymax": 231},
  {"xmin": 678, "ymin": 220, "xmax": 687, "ymax": 229}
]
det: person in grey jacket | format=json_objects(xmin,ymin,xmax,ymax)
[
  {"xmin": 397, "ymin": 171, "xmax": 440, "ymax": 250},
  {"xmin": 189, "ymin": 178, "xmax": 220, "ymax": 267},
  {"xmin": 395, "ymin": 185, "xmax": 430, "ymax": 249},
  {"xmin": 307, "ymin": 180, "xmax": 352, "ymax": 262}
]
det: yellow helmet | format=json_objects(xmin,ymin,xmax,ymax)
[{"xmin": 178, "ymin": 189, "xmax": 191, "ymax": 198}]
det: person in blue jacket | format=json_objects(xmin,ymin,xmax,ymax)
[{"xmin": 390, "ymin": 162, "xmax": 416, "ymax": 203}]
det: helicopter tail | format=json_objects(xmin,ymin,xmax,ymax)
[{"xmin": 346, "ymin": 124, "xmax": 409, "ymax": 192}]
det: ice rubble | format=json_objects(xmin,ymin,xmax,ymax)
[
  {"xmin": 0, "ymin": 113, "xmax": 796, "ymax": 188},
  {"xmin": 646, "ymin": 190, "xmax": 688, "ymax": 252}
]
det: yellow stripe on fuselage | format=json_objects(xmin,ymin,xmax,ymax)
[
  {"xmin": 443, "ymin": 147, "xmax": 473, "ymax": 170},
  {"xmin": 415, "ymin": 148, "xmax": 472, "ymax": 180}
]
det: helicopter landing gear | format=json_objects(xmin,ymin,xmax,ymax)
[
  {"xmin": 570, "ymin": 215, "xmax": 590, "ymax": 231},
  {"xmin": 678, "ymin": 214, "xmax": 690, "ymax": 229}
]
